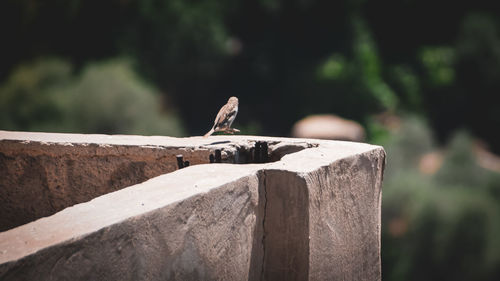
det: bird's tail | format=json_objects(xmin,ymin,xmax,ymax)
[{"xmin": 203, "ymin": 128, "xmax": 215, "ymax": 138}]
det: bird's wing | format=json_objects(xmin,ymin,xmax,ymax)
[{"xmin": 213, "ymin": 103, "xmax": 231, "ymax": 129}]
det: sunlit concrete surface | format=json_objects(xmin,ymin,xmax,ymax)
[{"xmin": 0, "ymin": 130, "xmax": 385, "ymax": 281}]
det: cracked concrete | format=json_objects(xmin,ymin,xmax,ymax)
[
  {"xmin": 0, "ymin": 130, "xmax": 385, "ymax": 280},
  {"xmin": 0, "ymin": 131, "xmax": 313, "ymax": 232}
]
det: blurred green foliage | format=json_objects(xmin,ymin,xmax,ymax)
[
  {"xmin": 1, "ymin": 0, "xmax": 499, "ymax": 146},
  {"xmin": 0, "ymin": 1, "xmax": 500, "ymax": 280},
  {"xmin": 420, "ymin": 47, "xmax": 455, "ymax": 87},
  {"xmin": 0, "ymin": 59, "xmax": 72, "ymax": 132},
  {"xmin": 380, "ymin": 117, "xmax": 500, "ymax": 281},
  {"xmin": 0, "ymin": 58, "xmax": 184, "ymax": 136},
  {"xmin": 58, "ymin": 59, "xmax": 185, "ymax": 136}
]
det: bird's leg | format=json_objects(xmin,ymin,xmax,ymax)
[{"xmin": 222, "ymin": 128, "xmax": 240, "ymax": 134}]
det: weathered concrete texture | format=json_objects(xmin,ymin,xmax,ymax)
[
  {"xmin": 261, "ymin": 170, "xmax": 309, "ymax": 281},
  {"xmin": 260, "ymin": 144, "xmax": 385, "ymax": 281},
  {"xmin": 305, "ymin": 151, "xmax": 385, "ymax": 281},
  {"xmin": 0, "ymin": 164, "xmax": 262, "ymax": 281},
  {"xmin": 0, "ymin": 131, "xmax": 311, "ymax": 232},
  {"xmin": 0, "ymin": 131, "xmax": 385, "ymax": 281},
  {"xmin": 0, "ymin": 141, "xmax": 186, "ymax": 232}
]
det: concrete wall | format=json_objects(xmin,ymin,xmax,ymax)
[{"xmin": 0, "ymin": 131, "xmax": 385, "ymax": 281}]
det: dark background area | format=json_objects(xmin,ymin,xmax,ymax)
[
  {"xmin": 1, "ymin": 1, "xmax": 500, "ymax": 280},
  {"xmin": 2, "ymin": 0, "xmax": 499, "ymax": 148}
]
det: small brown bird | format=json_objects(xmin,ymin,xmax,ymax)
[{"xmin": 204, "ymin": 96, "xmax": 239, "ymax": 137}]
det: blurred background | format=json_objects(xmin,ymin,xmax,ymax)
[{"xmin": 1, "ymin": 0, "xmax": 500, "ymax": 280}]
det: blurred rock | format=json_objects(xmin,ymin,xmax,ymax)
[
  {"xmin": 292, "ymin": 114, "xmax": 365, "ymax": 142},
  {"xmin": 373, "ymin": 112, "xmax": 402, "ymax": 131},
  {"xmin": 419, "ymin": 151, "xmax": 444, "ymax": 175},
  {"xmin": 474, "ymin": 141, "xmax": 500, "ymax": 173},
  {"xmin": 388, "ymin": 217, "xmax": 408, "ymax": 238}
]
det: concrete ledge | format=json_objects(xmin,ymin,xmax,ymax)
[
  {"xmin": 0, "ymin": 131, "xmax": 314, "ymax": 231},
  {"xmin": 0, "ymin": 131, "xmax": 385, "ymax": 280}
]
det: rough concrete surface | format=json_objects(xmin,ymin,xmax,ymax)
[
  {"xmin": 0, "ymin": 131, "xmax": 310, "ymax": 231},
  {"xmin": 0, "ymin": 164, "xmax": 261, "ymax": 281},
  {"xmin": 0, "ymin": 130, "xmax": 385, "ymax": 281}
]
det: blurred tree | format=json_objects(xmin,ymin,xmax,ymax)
[
  {"xmin": 454, "ymin": 14, "xmax": 500, "ymax": 153},
  {"xmin": 381, "ymin": 117, "xmax": 500, "ymax": 281},
  {"xmin": 58, "ymin": 59, "xmax": 185, "ymax": 135},
  {"xmin": 0, "ymin": 58, "xmax": 185, "ymax": 136},
  {"xmin": 0, "ymin": 58, "xmax": 71, "ymax": 131},
  {"xmin": 1, "ymin": 0, "xmax": 499, "ymax": 148}
]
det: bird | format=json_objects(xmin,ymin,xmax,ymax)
[{"xmin": 204, "ymin": 96, "xmax": 240, "ymax": 137}]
